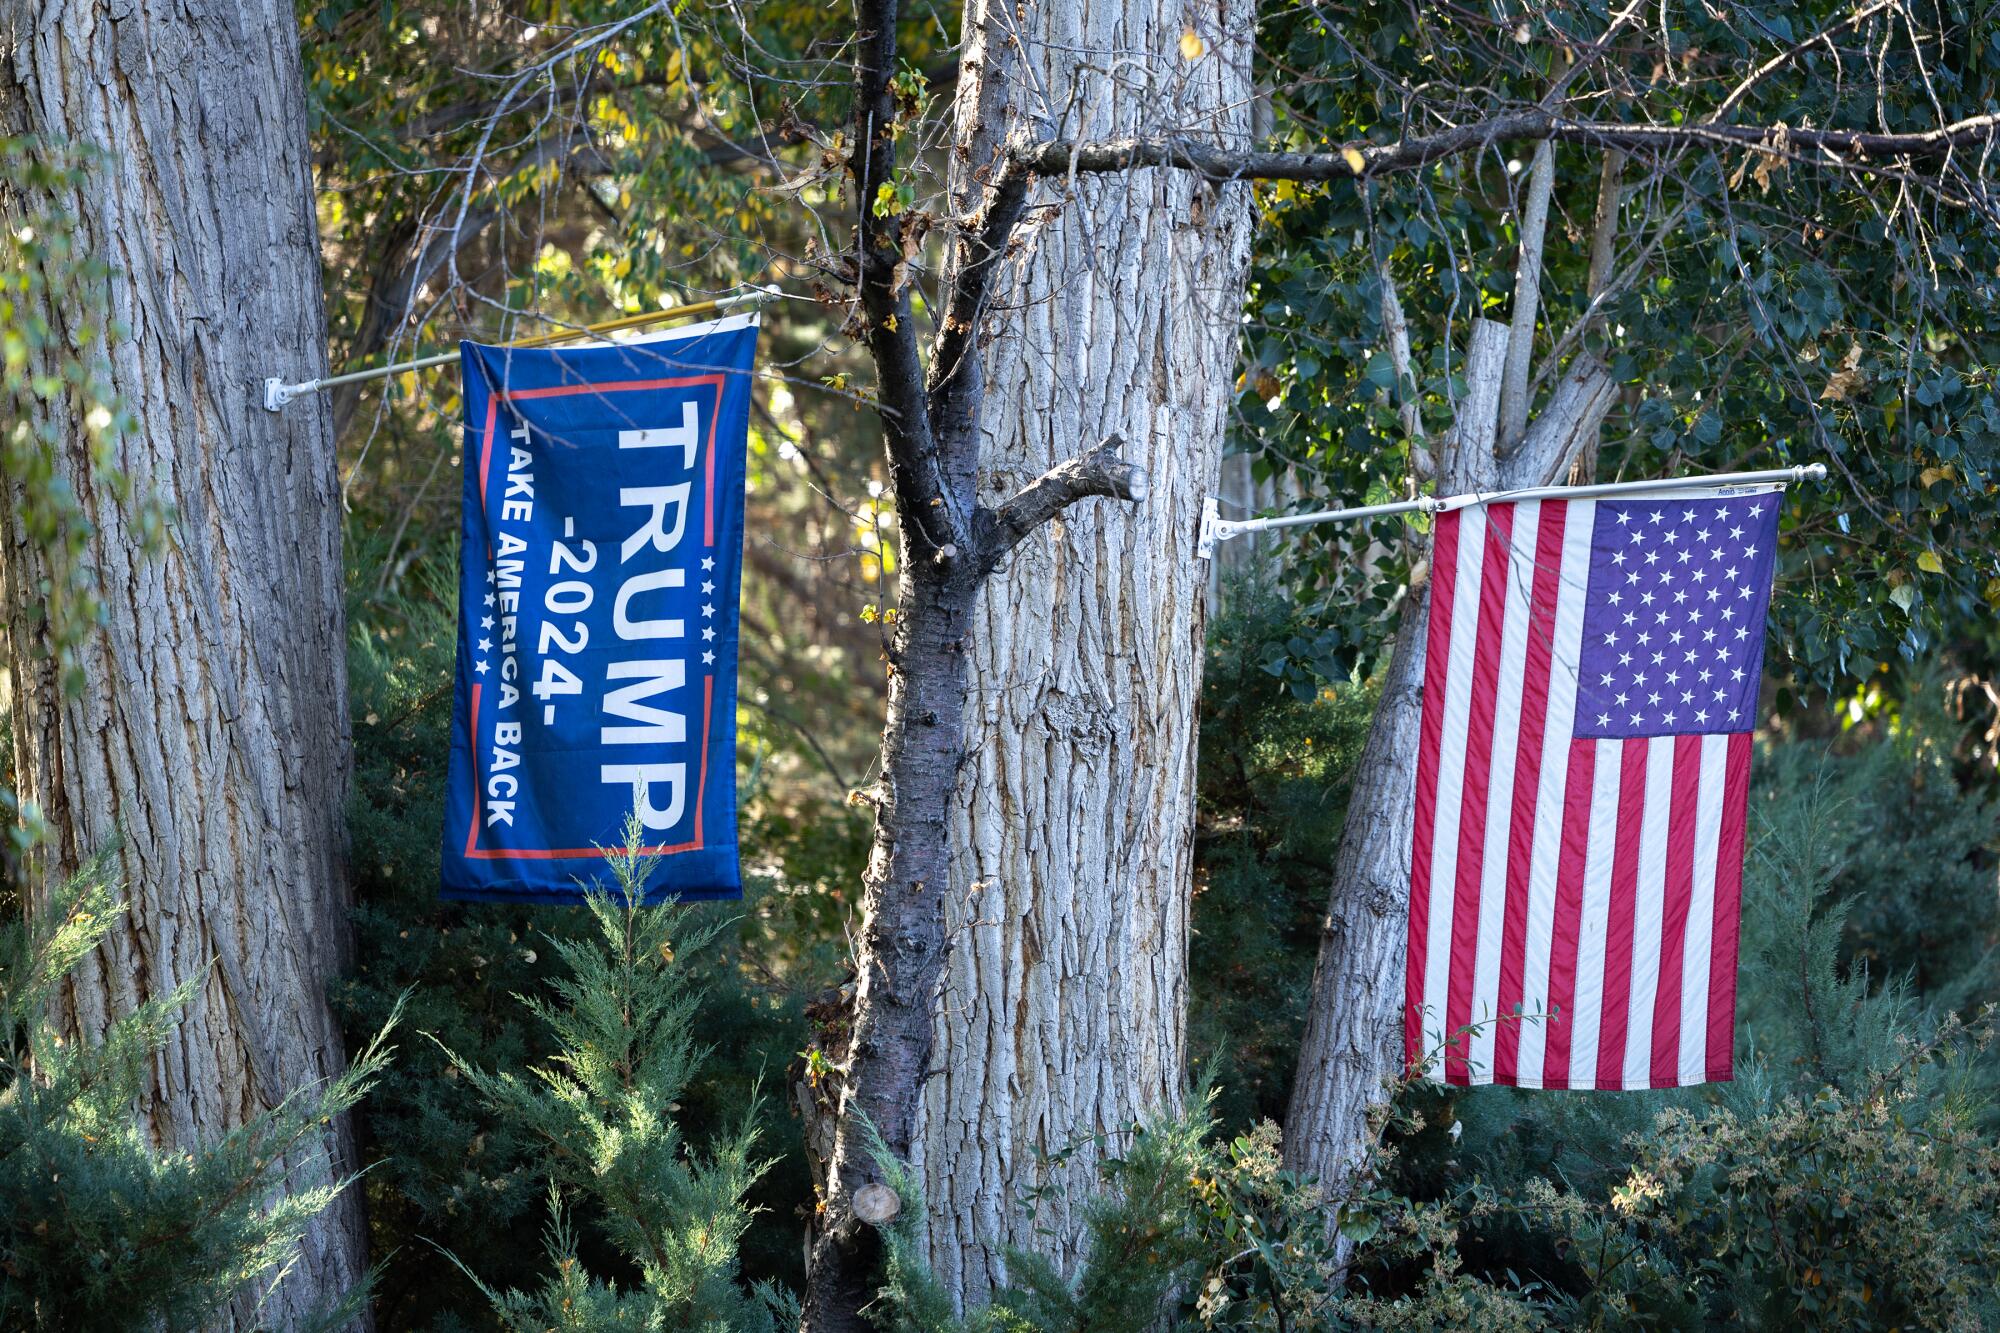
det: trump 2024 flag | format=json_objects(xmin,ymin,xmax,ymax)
[
  {"xmin": 1405, "ymin": 484, "xmax": 1782, "ymax": 1089},
  {"xmin": 441, "ymin": 313, "xmax": 759, "ymax": 903}
]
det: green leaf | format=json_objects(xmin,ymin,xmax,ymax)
[{"xmin": 1337, "ymin": 1209, "xmax": 1380, "ymax": 1245}]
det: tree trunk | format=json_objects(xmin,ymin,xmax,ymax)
[
  {"xmin": 911, "ymin": 0, "xmax": 1255, "ymax": 1304},
  {"xmin": 1282, "ymin": 318, "xmax": 1614, "ymax": 1262},
  {"xmin": 0, "ymin": 5, "xmax": 365, "ymax": 1326}
]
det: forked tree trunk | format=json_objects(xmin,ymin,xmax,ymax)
[
  {"xmin": 1282, "ymin": 318, "xmax": 1614, "ymax": 1258},
  {"xmin": 0, "ymin": 5, "xmax": 365, "ymax": 1325},
  {"xmin": 913, "ymin": 0, "xmax": 1255, "ymax": 1304}
]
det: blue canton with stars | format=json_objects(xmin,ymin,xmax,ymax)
[{"xmin": 1571, "ymin": 491, "xmax": 1781, "ymax": 739}]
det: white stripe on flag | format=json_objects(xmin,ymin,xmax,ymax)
[
  {"xmin": 1679, "ymin": 734, "xmax": 1728, "ymax": 1082},
  {"xmin": 1516, "ymin": 500, "xmax": 1595, "ymax": 1087},
  {"xmin": 1567, "ymin": 738, "xmax": 1624, "ymax": 1090},
  {"xmin": 1419, "ymin": 505, "xmax": 1489, "ymax": 1079},
  {"xmin": 1622, "ymin": 737, "xmax": 1677, "ymax": 1089}
]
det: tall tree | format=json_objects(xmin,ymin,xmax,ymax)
[
  {"xmin": 804, "ymin": 0, "xmax": 2000, "ymax": 1318},
  {"xmin": 793, "ymin": 0, "xmax": 1256, "ymax": 1318},
  {"xmin": 0, "ymin": 3, "xmax": 366, "ymax": 1323},
  {"xmin": 916, "ymin": 0, "xmax": 1254, "ymax": 1306},
  {"xmin": 1228, "ymin": 2, "xmax": 2000, "ymax": 1259}
]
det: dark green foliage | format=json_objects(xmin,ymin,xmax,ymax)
[
  {"xmin": 437, "ymin": 820, "xmax": 792, "ymax": 1330},
  {"xmin": 1241, "ymin": 1, "xmax": 2000, "ymax": 707},
  {"xmin": 873, "ymin": 1108, "xmax": 1247, "ymax": 1333},
  {"xmin": 0, "ymin": 860, "xmax": 397, "ymax": 1332},
  {"xmin": 338, "ymin": 551, "xmax": 577, "ymax": 1329},
  {"xmin": 1581, "ymin": 1037, "xmax": 2000, "ymax": 1331},
  {"xmin": 871, "ymin": 1097, "xmax": 1548, "ymax": 1332},
  {"xmin": 1756, "ymin": 702, "xmax": 2000, "ymax": 1010},
  {"xmin": 337, "ymin": 560, "xmax": 847, "ymax": 1327},
  {"xmin": 1193, "ymin": 588, "xmax": 1377, "ymax": 1131}
]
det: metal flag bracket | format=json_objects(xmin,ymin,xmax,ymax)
[
  {"xmin": 262, "ymin": 286, "xmax": 780, "ymax": 413},
  {"xmin": 1196, "ymin": 497, "xmax": 1222, "ymax": 560},
  {"xmin": 1196, "ymin": 463, "xmax": 1829, "ymax": 559}
]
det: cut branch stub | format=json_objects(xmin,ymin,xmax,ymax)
[
  {"xmin": 972, "ymin": 433, "xmax": 1147, "ymax": 571},
  {"xmin": 852, "ymin": 1182, "xmax": 902, "ymax": 1226}
]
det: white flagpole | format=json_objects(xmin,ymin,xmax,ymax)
[
  {"xmin": 1195, "ymin": 463, "xmax": 1828, "ymax": 559},
  {"xmin": 262, "ymin": 286, "xmax": 779, "ymax": 412}
]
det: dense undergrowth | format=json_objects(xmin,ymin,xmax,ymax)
[
  {"xmin": 327, "ymin": 575, "xmax": 2000, "ymax": 1329},
  {"xmin": 4, "ymin": 573, "xmax": 1995, "ymax": 1330}
]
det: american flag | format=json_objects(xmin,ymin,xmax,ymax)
[{"xmin": 1404, "ymin": 485, "xmax": 1780, "ymax": 1090}]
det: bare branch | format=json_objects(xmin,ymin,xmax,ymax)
[
  {"xmin": 848, "ymin": 0, "xmax": 956, "ymax": 555},
  {"xmin": 1499, "ymin": 355, "xmax": 1619, "ymax": 490},
  {"xmin": 972, "ymin": 435, "xmax": 1146, "ymax": 569},
  {"xmin": 1498, "ymin": 139, "xmax": 1554, "ymax": 448},
  {"xmin": 1013, "ymin": 111, "xmax": 2000, "ymax": 183},
  {"xmin": 1712, "ymin": 0, "xmax": 1896, "ymax": 122},
  {"xmin": 1584, "ymin": 148, "xmax": 1628, "ymax": 302},
  {"xmin": 1376, "ymin": 251, "xmax": 1426, "ymax": 453},
  {"xmin": 1568, "ymin": 148, "xmax": 1627, "ymax": 482},
  {"xmin": 1443, "ymin": 319, "xmax": 1511, "ymax": 492},
  {"xmin": 926, "ymin": 153, "xmax": 1033, "ymax": 455}
]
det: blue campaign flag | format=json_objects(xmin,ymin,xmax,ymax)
[{"xmin": 441, "ymin": 314, "xmax": 759, "ymax": 902}]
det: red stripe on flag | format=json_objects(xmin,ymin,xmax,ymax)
[
  {"xmin": 1404, "ymin": 512, "xmax": 1462, "ymax": 1076},
  {"xmin": 1539, "ymin": 738, "xmax": 1597, "ymax": 1089},
  {"xmin": 1707, "ymin": 732, "xmax": 1752, "ymax": 1081},
  {"xmin": 1493, "ymin": 501, "xmax": 1568, "ymax": 1084},
  {"xmin": 1442, "ymin": 504, "xmax": 1516, "ymax": 1083},
  {"xmin": 1595, "ymin": 739, "xmax": 1650, "ymax": 1088},
  {"xmin": 1651, "ymin": 734, "xmax": 1703, "ymax": 1086}
]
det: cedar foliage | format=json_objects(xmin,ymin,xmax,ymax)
[
  {"xmin": 328, "ymin": 574, "xmax": 2000, "ymax": 1332},
  {"xmin": 1192, "ymin": 583, "xmax": 1377, "ymax": 1130},
  {"xmin": 434, "ymin": 818, "xmax": 794, "ymax": 1330},
  {"xmin": 336, "ymin": 562, "xmax": 845, "ymax": 1326},
  {"xmin": 0, "ymin": 860, "xmax": 400, "ymax": 1332}
]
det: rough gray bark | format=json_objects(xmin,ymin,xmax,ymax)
[
  {"xmin": 1499, "ymin": 141, "xmax": 1555, "ymax": 449},
  {"xmin": 1571, "ymin": 148, "xmax": 1627, "ymax": 483},
  {"xmin": 909, "ymin": 0, "xmax": 1255, "ymax": 1305},
  {"xmin": 798, "ymin": 0, "xmax": 1249, "ymax": 1322},
  {"xmin": 0, "ymin": 5, "xmax": 365, "ymax": 1326},
  {"xmin": 1282, "ymin": 315, "xmax": 1615, "ymax": 1258}
]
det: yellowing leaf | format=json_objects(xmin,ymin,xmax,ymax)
[
  {"xmin": 1342, "ymin": 147, "xmax": 1368, "ymax": 176},
  {"xmin": 1179, "ymin": 29, "xmax": 1205, "ymax": 60},
  {"xmin": 1818, "ymin": 343, "xmax": 1866, "ymax": 402},
  {"xmin": 1917, "ymin": 550, "xmax": 1944, "ymax": 575}
]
